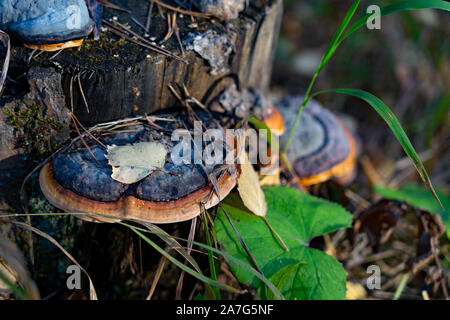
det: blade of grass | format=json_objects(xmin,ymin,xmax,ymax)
[
  {"xmin": 0, "ymin": 232, "xmax": 38, "ymax": 300},
  {"xmin": 146, "ymin": 253, "xmax": 167, "ymax": 300},
  {"xmin": 129, "ymin": 225, "xmax": 244, "ymax": 295},
  {"xmin": 283, "ymin": 0, "xmax": 360, "ymax": 154},
  {"xmin": 393, "ymin": 274, "xmax": 409, "ymax": 300},
  {"xmin": 284, "ymin": 0, "xmax": 450, "ymax": 155},
  {"xmin": 11, "ymin": 220, "xmax": 98, "ymax": 300},
  {"xmin": 318, "ymin": 0, "xmax": 361, "ymax": 74},
  {"xmin": 121, "ymin": 222, "xmax": 284, "ymax": 300},
  {"xmin": 1, "ymin": 213, "xmax": 283, "ymax": 299},
  {"xmin": 311, "ymin": 88, "xmax": 442, "ymax": 207},
  {"xmin": 142, "ymin": 222, "xmax": 202, "ymax": 273},
  {"xmin": 176, "ymin": 216, "xmax": 197, "ymax": 299},
  {"xmin": 202, "ymin": 208, "xmax": 220, "ymax": 299},
  {"xmin": 142, "ymin": 220, "xmax": 217, "ymax": 299},
  {"xmin": 0, "ymin": 269, "xmax": 27, "ymax": 300},
  {"xmin": 340, "ymin": 0, "xmax": 450, "ymax": 47}
]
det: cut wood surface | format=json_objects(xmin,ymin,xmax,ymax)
[{"xmin": 2, "ymin": 0, "xmax": 282, "ymax": 124}]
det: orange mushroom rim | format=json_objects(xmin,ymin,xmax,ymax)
[
  {"xmin": 39, "ymin": 161, "xmax": 238, "ymax": 224},
  {"xmin": 297, "ymin": 125, "xmax": 357, "ymax": 187},
  {"xmin": 38, "ymin": 101, "xmax": 356, "ymax": 223}
]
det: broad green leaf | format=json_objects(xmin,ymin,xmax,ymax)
[
  {"xmin": 374, "ymin": 184, "xmax": 450, "ymax": 239},
  {"xmin": 312, "ymin": 88, "xmax": 441, "ymax": 207},
  {"xmin": 259, "ymin": 262, "xmax": 306, "ymax": 300},
  {"xmin": 215, "ymin": 186, "xmax": 352, "ymax": 300}
]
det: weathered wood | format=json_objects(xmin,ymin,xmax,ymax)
[
  {"xmin": 4, "ymin": 0, "xmax": 282, "ymax": 124},
  {"xmin": 0, "ymin": 1, "xmax": 284, "ymax": 296},
  {"xmin": 0, "ymin": 0, "xmax": 282, "ymax": 211}
]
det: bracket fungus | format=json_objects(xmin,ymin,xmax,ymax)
[
  {"xmin": 39, "ymin": 110, "xmax": 238, "ymax": 223},
  {"xmin": 277, "ymin": 95, "xmax": 358, "ymax": 186},
  {"xmin": 0, "ymin": 0, "xmax": 93, "ymax": 51}
]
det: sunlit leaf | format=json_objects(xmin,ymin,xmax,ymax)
[{"xmin": 215, "ymin": 186, "xmax": 352, "ymax": 299}]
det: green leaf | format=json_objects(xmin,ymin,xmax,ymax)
[
  {"xmin": 312, "ymin": 88, "xmax": 441, "ymax": 208},
  {"xmin": 318, "ymin": 0, "xmax": 360, "ymax": 74},
  {"xmin": 340, "ymin": 0, "xmax": 450, "ymax": 47},
  {"xmin": 215, "ymin": 186, "xmax": 352, "ymax": 300},
  {"xmin": 259, "ymin": 262, "xmax": 307, "ymax": 300},
  {"xmin": 374, "ymin": 184, "xmax": 450, "ymax": 239}
]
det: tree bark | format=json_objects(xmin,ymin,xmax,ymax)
[
  {"xmin": 4, "ymin": 0, "xmax": 282, "ymax": 124},
  {"xmin": 0, "ymin": 0, "xmax": 282, "ymax": 210}
]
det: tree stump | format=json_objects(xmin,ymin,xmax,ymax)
[
  {"xmin": 0, "ymin": 0, "xmax": 283, "ymax": 211},
  {"xmin": 3, "ymin": 0, "xmax": 283, "ymax": 124},
  {"xmin": 0, "ymin": 1, "xmax": 284, "ymax": 298}
]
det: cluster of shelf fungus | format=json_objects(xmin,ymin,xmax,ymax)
[{"xmin": 0, "ymin": 0, "xmax": 358, "ymax": 223}]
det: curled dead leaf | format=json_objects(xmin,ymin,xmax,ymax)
[
  {"xmin": 237, "ymin": 151, "xmax": 267, "ymax": 217},
  {"xmin": 105, "ymin": 141, "xmax": 167, "ymax": 184}
]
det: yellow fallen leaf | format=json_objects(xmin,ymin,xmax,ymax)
[
  {"xmin": 0, "ymin": 259, "xmax": 17, "ymax": 291},
  {"xmin": 346, "ymin": 281, "xmax": 367, "ymax": 300},
  {"xmin": 105, "ymin": 141, "xmax": 167, "ymax": 184},
  {"xmin": 237, "ymin": 151, "xmax": 267, "ymax": 217},
  {"xmin": 259, "ymin": 168, "xmax": 280, "ymax": 186}
]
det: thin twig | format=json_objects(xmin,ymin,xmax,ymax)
[
  {"xmin": 70, "ymin": 113, "xmax": 97, "ymax": 161},
  {"xmin": 146, "ymin": 251, "xmax": 168, "ymax": 300},
  {"xmin": 103, "ymin": 20, "xmax": 187, "ymax": 63},
  {"xmin": 176, "ymin": 216, "xmax": 197, "ymax": 299},
  {"xmin": 262, "ymin": 217, "xmax": 289, "ymax": 251},
  {"xmin": 146, "ymin": 1, "xmax": 155, "ymax": 32},
  {"xmin": 161, "ymin": 12, "xmax": 174, "ymax": 43},
  {"xmin": 220, "ymin": 204, "xmax": 263, "ymax": 274},
  {"xmin": 0, "ymin": 31, "xmax": 11, "ymax": 97},
  {"xmin": 151, "ymin": 0, "xmax": 211, "ymax": 18},
  {"xmin": 76, "ymin": 72, "xmax": 90, "ymax": 113},
  {"xmin": 71, "ymin": 112, "xmax": 107, "ymax": 149},
  {"xmin": 49, "ymin": 49, "xmax": 64, "ymax": 60}
]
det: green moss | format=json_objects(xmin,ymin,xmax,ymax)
[{"xmin": 6, "ymin": 104, "xmax": 63, "ymax": 155}]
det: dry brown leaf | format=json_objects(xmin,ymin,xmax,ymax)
[
  {"xmin": 237, "ymin": 151, "xmax": 267, "ymax": 217},
  {"xmin": 105, "ymin": 141, "xmax": 167, "ymax": 184},
  {"xmin": 0, "ymin": 232, "xmax": 40, "ymax": 299}
]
